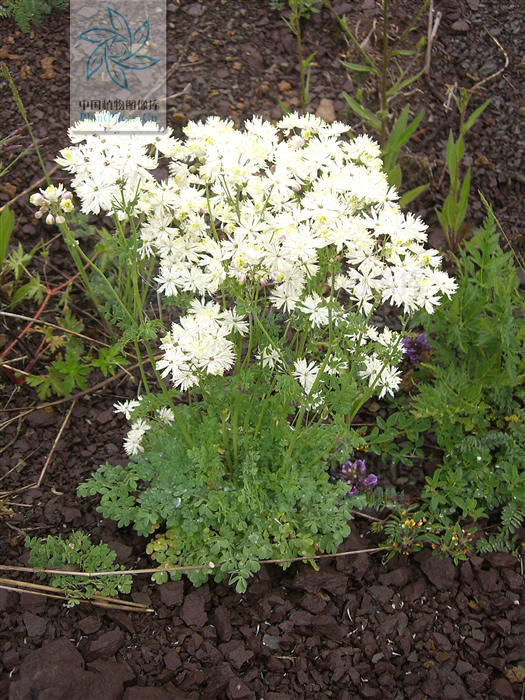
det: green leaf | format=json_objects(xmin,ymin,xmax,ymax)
[
  {"xmin": 301, "ymin": 51, "xmax": 317, "ymax": 70},
  {"xmin": 92, "ymin": 346, "xmax": 130, "ymax": 377},
  {"xmin": 435, "ymin": 208, "xmax": 450, "ymax": 237},
  {"xmin": 446, "ymin": 131, "xmax": 457, "ymax": 182},
  {"xmin": 455, "ymin": 134, "xmax": 465, "ymax": 163},
  {"xmin": 11, "ymin": 275, "xmax": 45, "ymax": 305},
  {"xmin": 389, "ymin": 49, "xmax": 416, "ymax": 57},
  {"xmin": 340, "ymin": 61, "xmax": 380, "ymax": 76},
  {"xmin": 463, "ymin": 99, "xmax": 491, "ymax": 133},
  {"xmin": 458, "ymin": 167, "xmax": 472, "ymax": 224},
  {"xmin": 278, "ymin": 99, "xmax": 290, "ymax": 116},
  {"xmin": 386, "ymin": 67, "xmax": 424, "ymax": 98},
  {"xmin": 0, "ymin": 205, "xmax": 15, "ymax": 269},
  {"xmin": 388, "ymin": 163, "xmax": 402, "ymax": 189},
  {"xmin": 399, "ymin": 183, "xmax": 429, "ymax": 208},
  {"xmin": 343, "ymin": 93, "xmax": 381, "ymax": 132},
  {"xmin": 385, "ymin": 107, "xmax": 424, "ymax": 161}
]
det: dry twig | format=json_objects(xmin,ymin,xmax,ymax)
[
  {"xmin": 0, "ymin": 546, "xmax": 389, "ymax": 579},
  {"xmin": 0, "ymin": 577, "xmax": 153, "ymax": 612}
]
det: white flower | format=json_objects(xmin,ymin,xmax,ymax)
[
  {"xmin": 221, "ymin": 308, "xmax": 249, "ymax": 335},
  {"xmin": 257, "ymin": 345, "xmax": 282, "ymax": 369},
  {"xmin": 114, "ymin": 398, "xmax": 141, "ymax": 420},
  {"xmin": 75, "ymin": 176, "xmax": 120, "ymax": 215},
  {"xmin": 298, "ymin": 294, "xmax": 330, "ymax": 328},
  {"xmin": 377, "ymin": 365, "xmax": 402, "ymax": 398},
  {"xmin": 157, "ymin": 406, "xmax": 175, "ymax": 424},
  {"xmin": 293, "ymin": 358, "xmax": 320, "ymax": 394},
  {"xmin": 123, "ymin": 418, "xmax": 151, "ymax": 456}
]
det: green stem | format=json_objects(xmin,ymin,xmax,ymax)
[
  {"xmin": 254, "ymin": 373, "xmax": 278, "ymax": 438},
  {"xmin": 380, "ymin": 0, "xmax": 389, "ymax": 149},
  {"xmin": 1, "ymin": 63, "xmax": 51, "ymax": 187},
  {"xmin": 133, "ymin": 338, "xmax": 151, "ymax": 395},
  {"xmin": 325, "ymin": 1, "xmax": 376, "ymax": 68},
  {"xmin": 221, "ymin": 415, "xmax": 233, "ymax": 471},
  {"xmin": 60, "ymin": 223, "xmax": 134, "ymax": 326},
  {"xmin": 295, "ymin": 6, "xmax": 307, "ymax": 113},
  {"xmin": 232, "ymin": 381, "xmax": 241, "ymax": 465},
  {"xmin": 143, "ymin": 341, "xmax": 194, "ymax": 449}
]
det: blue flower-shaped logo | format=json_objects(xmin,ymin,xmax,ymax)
[{"xmin": 77, "ymin": 7, "xmax": 159, "ymax": 91}]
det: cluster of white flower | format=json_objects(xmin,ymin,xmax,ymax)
[
  {"xmin": 56, "ymin": 114, "xmax": 175, "ymax": 218},
  {"xmin": 156, "ymin": 300, "xmax": 247, "ymax": 390},
  {"xmin": 57, "ymin": 111, "xmax": 456, "ymax": 405},
  {"xmin": 30, "ymin": 184, "xmax": 74, "ymax": 225},
  {"xmin": 113, "ymin": 397, "xmax": 175, "ymax": 456}
]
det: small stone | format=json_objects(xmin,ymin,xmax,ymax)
[
  {"xmin": 315, "ymin": 98, "xmax": 336, "ymax": 123},
  {"xmin": 0, "ymin": 589, "xmax": 19, "ymax": 613},
  {"xmin": 180, "ymin": 592, "xmax": 208, "ymax": 628},
  {"xmin": 378, "ymin": 611, "xmax": 409, "ymax": 638},
  {"xmin": 379, "ymin": 567, "xmax": 409, "ymax": 588},
  {"xmin": 85, "ymin": 630, "xmax": 124, "ymax": 661},
  {"xmin": 289, "ymin": 609, "xmax": 314, "ymax": 626},
  {"xmin": 278, "ymin": 80, "xmax": 292, "ymax": 94},
  {"xmin": 227, "ymin": 677, "xmax": 255, "ymax": 699},
  {"xmin": 213, "ymin": 605, "xmax": 232, "ymax": 641},
  {"xmin": 2, "ymin": 648, "xmax": 20, "ymax": 670},
  {"xmin": 25, "ymin": 409, "xmax": 57, "ymax": 427},
  {"xmin": 312, "ymin": 615, "xmax": 344, "ymax": 642},
  {"xmin": 419, "ymin": 551, "xmax": 457, "ymax": 590},
  {"xmin": 158, "ymin": 580, "xmax": 184, "ymax": 608},
  {"xmin": 110, "ymin": 611, "xmax": 135, "ymax": 635},
  {"xmin": 8, "ymin": 638, "xmax": 84, "ymax": 699},
  {"xmin": 332, "ymin": 2, "xmax": 353, "ymax": 13},
  {"xmin": 451, "ymin": 19, "xmax": 470, "ymax": 31},
  {"xmin": 183, "ymin": 3, "xmax": 205, "ymax": 16},
  {"xmin": 220, "ymin": 640, "xmax": 254, "ymax": 670},
  {"xmin": 455, "ymin": 660, "xmax": 473, "ymax": 676},
  {"xmin": 369, "ymin": 585, "xmax": 394, "ymax": 605},
  {"xmin": 299, "ymin": 593, "xmax": 327, "ymax": 614},
  {"xmin": 492, "ymin": 678, "xmax": 516, "ymax": 699},
  {"xmin": 488, "ymin": 553, "xmax": 517, "ymax": 568},
  {"xmin": 164, "ymin": 650, "xmax": 182, "ymax": 672},
  {"xmin": 241, "ymin": 43, "xmax": 265, "ymax": 72},
  {"xmin": 106, "ymin": 539, "xmax": 133, "ymax": 563},
  {"xmin": 262, "ymin": 634, "xmax": 281, "ymax": 650},
  {"xmin": 77, "ymin": 616, "xmax": 102, "ymax": 635},
  {"xmin": 23, "ymin": 612, "xmax": 47, "ymax": 638},
  {"xmin": 87, "ymin": 659, "xmax": 135, "ymax": 686},
  {"xmin": 400, "ymin": 576, "xmax": 426, "ymax": 602},
  {"xmin": 465, "ymin": 671, "xmax": 491, "ymax": 693},
  {"xmin": 292, "ymin": 565, "xmax": 347, "ymax": 596}
]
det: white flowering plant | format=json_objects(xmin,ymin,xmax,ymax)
[{"xmin": 48, "ymin": 112, "xmax": 456, "ymax": 591}]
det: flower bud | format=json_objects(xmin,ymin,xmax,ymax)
[{"xmin": 30, "ymin": 193, "xmax": 44, "ymax": 206}]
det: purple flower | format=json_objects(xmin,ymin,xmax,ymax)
[
  {"xmin": 337, "ymin": 459, "xmax": 378, "ymax": 497},
  {"xmin": 402, "ymin": 333, "xmax": 432, "ymax": 365}
]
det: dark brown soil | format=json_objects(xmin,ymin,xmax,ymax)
[{"xmin": 1, "ymin": 1, "xmax": 525, "ymax": 699}]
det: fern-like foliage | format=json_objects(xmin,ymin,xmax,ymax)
[
  {"xmin": 401, "ymin": 210, "xmax": 525, "ymax": 555},
  {"xmin": 0, "ymin": 0, "xmax": 68, "ymax": 32}
]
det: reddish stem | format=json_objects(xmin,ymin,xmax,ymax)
[{"xmin": 1, "ymin": 262, "xmax": 91, "ymax": 369}]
